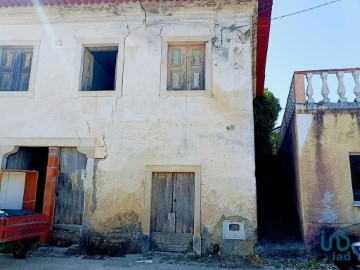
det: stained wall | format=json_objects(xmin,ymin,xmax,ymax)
[{"xmin": 0, "ymin": 0, "xmax": 258, "ymax": 255}]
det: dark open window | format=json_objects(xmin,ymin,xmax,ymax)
[
  {"xmin": 350, "ymin": 155, "xmax": 360, "ymax": 201},
  {"xmin": 0, "ymin": 47, "xmax": 33, "ymax": 91},
  {"xmin": 81, "ymin": 46, "xmax": 118, "ymax": 91}
]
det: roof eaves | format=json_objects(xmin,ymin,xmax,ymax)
[{"xmin": 255, "ymin": 0, "xmax": 272, "ymax": 97}]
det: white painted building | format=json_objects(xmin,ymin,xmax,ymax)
[{"xmin": 0, "ymin": 0, "xmax": 272, "ymax": 255}]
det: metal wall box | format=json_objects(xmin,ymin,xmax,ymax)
[{"xmin": 223, "ymin": 220, "xmax": 246, "ymax": 240}]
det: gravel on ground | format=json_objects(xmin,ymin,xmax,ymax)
[{"xmin": 0, "ymin": 245, "xmax": 339, "ymax": 270}]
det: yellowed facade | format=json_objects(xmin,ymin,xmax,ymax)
[
  {"xmin": 298, "ymin": 111, "xmax": 360, "ymax": 250},
  {"xmin": 0, "ymin": 0, "xmax": 263, "ymax": 256},
  {"xmin": 278, "ymin": 69, "xmax": 360, "ymax": 252}
]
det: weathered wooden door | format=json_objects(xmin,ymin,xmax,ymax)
[
  {"xmin": 150, "ymin": 172, "xmax": 195, "ymax": 252},
  {"xmin": 52, "ymin": 148, "xmax": 86, "ymax": 245}
]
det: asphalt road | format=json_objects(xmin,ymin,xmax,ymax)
[
  {"xmin": 0, "ymin": 253, "xmax": 247, "ymax": 270},
  {"xmin": 0, "ymin": 246, "xmax": 338, "ymax": 270}
]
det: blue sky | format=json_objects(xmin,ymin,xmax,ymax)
[{"xmin": 265, "ymin": 0, "xmax": 360, "ymax": 125}]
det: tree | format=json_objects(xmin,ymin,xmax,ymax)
[
  {"xmin": 253, "ymin": 89, "xmax": 281, "ymax": 159},
  {"xmin": 253, "ymin": 89, "xmax": 282, "ymax": 240}
]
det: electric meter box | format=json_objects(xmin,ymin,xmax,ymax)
[{"xmin": 223, "ymin": 220, "xmax": 246, "ymax": 240}]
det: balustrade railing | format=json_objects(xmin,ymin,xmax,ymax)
[
  {"xmin": 277, "ymin": 68, "xmax": 360, "ymax": 150},
  {"xmin": 301, "ymin": 68, "xmax": 360, "ymax": 104}
]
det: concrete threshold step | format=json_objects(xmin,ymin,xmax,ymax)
[{"xmin": 151, "ymin": 233, "xmax": 193, "ymax": 253}]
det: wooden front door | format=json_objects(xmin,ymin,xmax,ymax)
[
  {"xmin": 150, "ymin": 172, "xmax": 195, "ymax": 252},
  {"xmin": 52, "ymin": 148, "xmax": 86, "ymax": 245}
]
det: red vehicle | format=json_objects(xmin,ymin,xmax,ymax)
[
  {"xmin": 0, "ymin": 210, "xmax": 47, "ymax": 258},
  {"xmin": 0, "ymin": 170, "xmax": 48, "ymax": 258}
]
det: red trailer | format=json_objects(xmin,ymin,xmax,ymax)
[
  {"xmin": 0, "ymin": 170, "xmax": 48, "ymax": 258},
  {"xmin": 0, "ymin": 211, "xmax": 47, "ymax": 258}
]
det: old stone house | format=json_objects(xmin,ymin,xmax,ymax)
[
  {"xmin": 278, "ymin": 68, "xmax": 360, "ymax": 252},
  {"xmin": 0, "ymin": 0, "xmax": 272, "ymax": 255}
]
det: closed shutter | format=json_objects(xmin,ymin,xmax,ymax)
[
  {"xmin": 167, "ymin": 46, "xmax": 186, "ymax": 90},
  {"xmin": 0, "ymin": 48, "xmax": 18, "ymax": 91},
  {"xmin": 167, "ymin": 44, "xmax": 205, "ymax": 91},
  {"xmin": 188, "ymin": 45, "xmax": 205, "ymax": 90},
  {"xmin": 18, "ymin": 49, "xmax": 33, "ymax": 90},
  {"xmin": 0, "ymin": 47, "xmax": 33, "ymax": 91}
]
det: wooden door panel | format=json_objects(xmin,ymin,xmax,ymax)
[
  {"xmin": 173, "ymin": 172, "xmax": 195, "ymax": 233},
  {"xmin": 151, "ymin": 172, "xmax": 195, "ymax": 233},
  {"xmin": 53, "ymin": 148, "xmax": 86, "ymax": 225},
  {"xmin": 6, "ymin": 148, "xmax": 32, "ymax": 170},
  {"xmin": 150, "ymin": 172, "xmax": 195, "ymax": 252},
  {"xmin": 151, "ymin": 172, "xmax": 174, "ymax": 233}
]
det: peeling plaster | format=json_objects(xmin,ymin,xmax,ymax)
[
  {"xmin": 0, "ymin": 0, "xmax": 258, "ymax": 256},
  {"xmin": 319, "ymin": 191, "xmax": 338, "ymax": 223},
  {"xmin": 296, "ymin": 114, "xmax": 313, "ymax": 154}
]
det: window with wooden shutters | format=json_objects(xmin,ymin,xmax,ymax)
[
  {"xmin": 0, "ymin": 47, "xmax": 33, "ymax": 91},
  {"xmin": 167, "ymin": 44, "xmax": 205, "ymax": 91}
]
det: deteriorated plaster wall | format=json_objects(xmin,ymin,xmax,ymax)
[
  {"xmin": 295, "ymin": 110, "xmax": 360, "ymax": 252},
  {"xmin": 0, "ymin": 0, "xmax": 257, "ymax": 255}
]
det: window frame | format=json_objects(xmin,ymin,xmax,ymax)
[
  {"xmin": 167, "ymin": 44, "xmax": 206, "ymax": 91},
  {"xmin": 0, "ymin": 41, "xmax": 40, "ymax": 99},
  {"xmin": 160, "ymin": 36, "xmax": 212, "ymax": 98},
  {"xmin": 73, "ymin": 39, "xmax": 124, "ymax": 98},
  {"xmin": 349, "ymin": 153, "xmax": 360, "ymax": 206}
]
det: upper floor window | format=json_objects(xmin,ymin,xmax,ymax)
[
  {"xmin": 0, "ymin": 47, "xmax": 33, "ymax": 91},
  {"xmin": 80, "ymin": 46, "xmax": 118, "ymax": 91},
  {"xmin": 167, "ymin": 44, "xmax": 205, "ymax": 91}
]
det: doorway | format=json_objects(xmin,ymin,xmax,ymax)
[
  {"xmin": 50, "ymin": 147, "xmax": 86, "ymax": 245},
  {"xmin": 150, "ymin": 172, "xmax": 195, "ymax": 252},
  {"xmin": 6, "ymin": 147, "xmax": 49, "ymax": 212}
]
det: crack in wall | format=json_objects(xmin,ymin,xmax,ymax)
[
  {"xmin": 115, "ymin": 97, "xmax": 119, "ymax": 111},
  {"xmin": 119, "ymin": 11, "xmax": 145, "ymax": 101},
  {"xmin": 75, "ymin": 129, "xmax": 81, "ymax": 145},
  {"xmin": 76, "ymin": 99, "xmax": 93, "ymax": 139},
  {"xmin": 158, "ymin": 26, "xmax": 164, "ymax": 97},
  {"xmin": 212, "ymin": 1, "xmax": 222, "ymax": 48},
  {"xmin": 138, "ymin": 0, "xmax": 147, "ymax": 26},
  {"xmin": 85, "ymin": 121, "xmax": 92, "ymax": 137},
  {"xmin": 102, "ymin": 135, "xmax": 107, "ymax": 154},
  {"xmin": 111, "ymin": 97, "xmax": 120, "ymax": 127},
  {"xmin": 90, "ymin": 159, "xmax": 99, "ymax": 214}
]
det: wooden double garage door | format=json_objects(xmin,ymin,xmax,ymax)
[{"xmin": 150, "ymin": 172, "xmax": 195, "ymax": 252}]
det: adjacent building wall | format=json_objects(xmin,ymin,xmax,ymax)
[
  {"xmin": 0, "ymin": 0, "xmax": 258, "ymax": 255},
  {"xmin": 292, "ymin": 110, "xmax": 360, "ymax": 252},
  {"xmin": 278, "ymin": 115, "xmax": 303, "ymax": 240}
]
